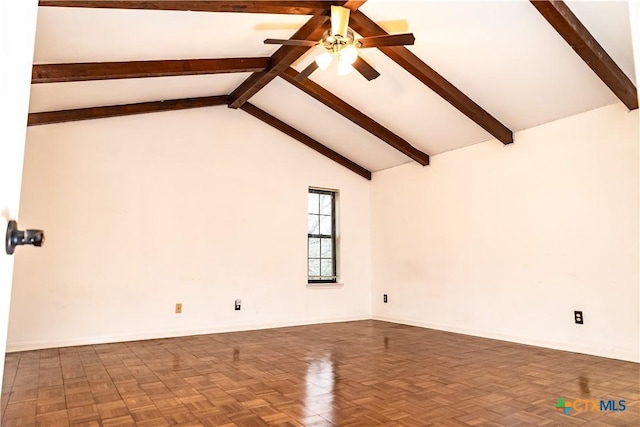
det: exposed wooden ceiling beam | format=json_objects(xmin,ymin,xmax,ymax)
[
  {"xmin": 228, "ymin": 0, "xmax": 366, "ymax": 108},
  {"xmin": 530, "ymin": 0, "xmax": 637, "ymax": 110},
  {"xmin": 28, "ymin": 95, "xmax": 228, "ymax": 126},
  {"xmin": 281, "ymin": 68, "xmax": 430, "ymax": 166},
  {"xmin": 32, "ymin": 58, "xmax": 269, "ymax": 83},
  {"xmin": 349, "ymin": 11, "xmax": 514, "ymax": 145},
  {"xmin": 38, "ymin": 1, "xmax": 348, "ymax": 15},
  {"xmin": 240, "ymin": 103, "xmax": 371, "ymax": 180}
]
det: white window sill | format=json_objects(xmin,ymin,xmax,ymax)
[{"xmin": 307, "ymin": 283, "xmax": 344, "ymax": 289}]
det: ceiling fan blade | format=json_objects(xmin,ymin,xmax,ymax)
[
  {"xmin": 352, "ymin": 56, "xmax": 380, "ymax": 81},
  {"xmin": 295, "ymin": 62, "xmax": 320, "ymax": 81},
  {"xmin": 357, "ymin": 33, "xmax": 415, "ymax": 48},
  {"xmin": 331, "ymin": 5, "xmax": 350, "ymax": 38},
  {"xmin": 376, "ymin": 19, "xmax": 409, "ymax": 33},
  {"xmin": 264, "ymin": 38, "xmax": 318, "ymax": 47}
]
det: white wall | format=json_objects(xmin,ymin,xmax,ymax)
[
  {"xmin": 7, "ymin": 107, "xmax": 372, "ymax": 351},
  {"xmin": 371, "ymin": 103, "xmax": 639, "ymax": 362}
]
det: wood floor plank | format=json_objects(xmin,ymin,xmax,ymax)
[{"xmin": 2, "ymin": 320, "xmax": 639, "ymax": 425}]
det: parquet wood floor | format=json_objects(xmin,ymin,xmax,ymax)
[{"xmin": 2, "ymin": 320, "xmax": 638, "ymax": 426}]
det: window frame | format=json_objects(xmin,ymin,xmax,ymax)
[{"xmin": 307, "ymin": 188, "xmax": 337, "ymax": 284}]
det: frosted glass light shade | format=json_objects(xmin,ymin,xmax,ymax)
[
  {"xmin": 315, "ymin": 52, "xmax": 333, "ymax": 70},
  {"xmin": 339, "ymin": 46, "xmax": 358, "ymax": 66}
]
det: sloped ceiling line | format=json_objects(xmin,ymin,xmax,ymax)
[
  {"xmin": 281, "ymin": 67, "xmax": 430, "ymax": 166},
  {"xmin": 530, "ymin": 0, "xmax": 638, "ymax": 110}
]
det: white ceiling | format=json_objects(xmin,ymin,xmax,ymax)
[{"xmin": 29, "ymin": 1, "xmax": 636, "ymax": 173}]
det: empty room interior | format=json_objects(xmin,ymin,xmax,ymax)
[{"xmin": 1, "ymin": 1, "xmax": 639, "ymax": 426}]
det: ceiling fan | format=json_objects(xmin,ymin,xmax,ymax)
[{"xmin": 264, "ymin": 6, "xmax": 415, "ymax": 81}]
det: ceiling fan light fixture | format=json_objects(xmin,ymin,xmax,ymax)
[{"xmin": 262, "ymin": 7, "xmax": 415, "ymax": 82}]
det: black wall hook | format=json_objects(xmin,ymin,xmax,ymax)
[{"xmin": 5, "ymin": 220, "xmax": 45, "ymax": 255}]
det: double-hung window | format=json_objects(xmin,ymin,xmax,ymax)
[{"xmin": 308, "ymin": 189, "xmax": 337, "ymax": 283}]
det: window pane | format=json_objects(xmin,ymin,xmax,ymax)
[
  {"xmin": 308, "ymin": 259, "xmax": 320, "ymax": 277},
  {"xmin": 320, "ymin": 194, "xmax": 332, "ymax": 215},
  {"xmin": 308, "ymin": 214, "xmax": 320, "ymax": 234},
  {"xmin": 309, "ymin": 188, "xmax": 337, "ymax": 282},
  {"xmin": 308, "ymin": 238, "xmax": 320, "ymax": 258},
  {"xmin": 320, "ymin": 238, "xmax": 332, "ymax": 258},
  {"xmin": 308, "ymin": 192, "xmax": 320, "ymax": 214},
  {"xmin": 319, "ymin": 215, "xmax": 332, "ymax": 236},
  {"xmin": 320, "ymin": 259, "xmax": 334, "ymax": 277}
]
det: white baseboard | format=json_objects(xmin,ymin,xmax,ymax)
[
  {"xmin": 8, "ymin": 314, "xmax": 638, "ymax": 364},
  {"xmin": 5, "ymin": 315, "xmax": 369, "ymax": 353},
  {"xmin": 372, "ymin": 315, "xmax": 640, "ymax": 363}
]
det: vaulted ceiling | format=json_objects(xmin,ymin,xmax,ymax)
[{"xmin": 28, "ymin": 1, "xmax": 637, "ymax": 180}]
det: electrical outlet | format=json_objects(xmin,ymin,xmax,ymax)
[
  {"xmin": 235, "ymin": 299, "xmax": 241, "ymax": 311},
  {"xmin": 383, "ymin": 294, "xmax": 388, "ymax": 303},
  {"xmin": 574, "ymin": 310, "xmax": 583, "ymax": 324},
  {"xmin": 175, "ymin": 303, "xmax": 182, "ymax": 314}
]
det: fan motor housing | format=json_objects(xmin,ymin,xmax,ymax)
[{"xmin": 321, "ymin": 29, "xmax": 358, "ymax": 52}]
